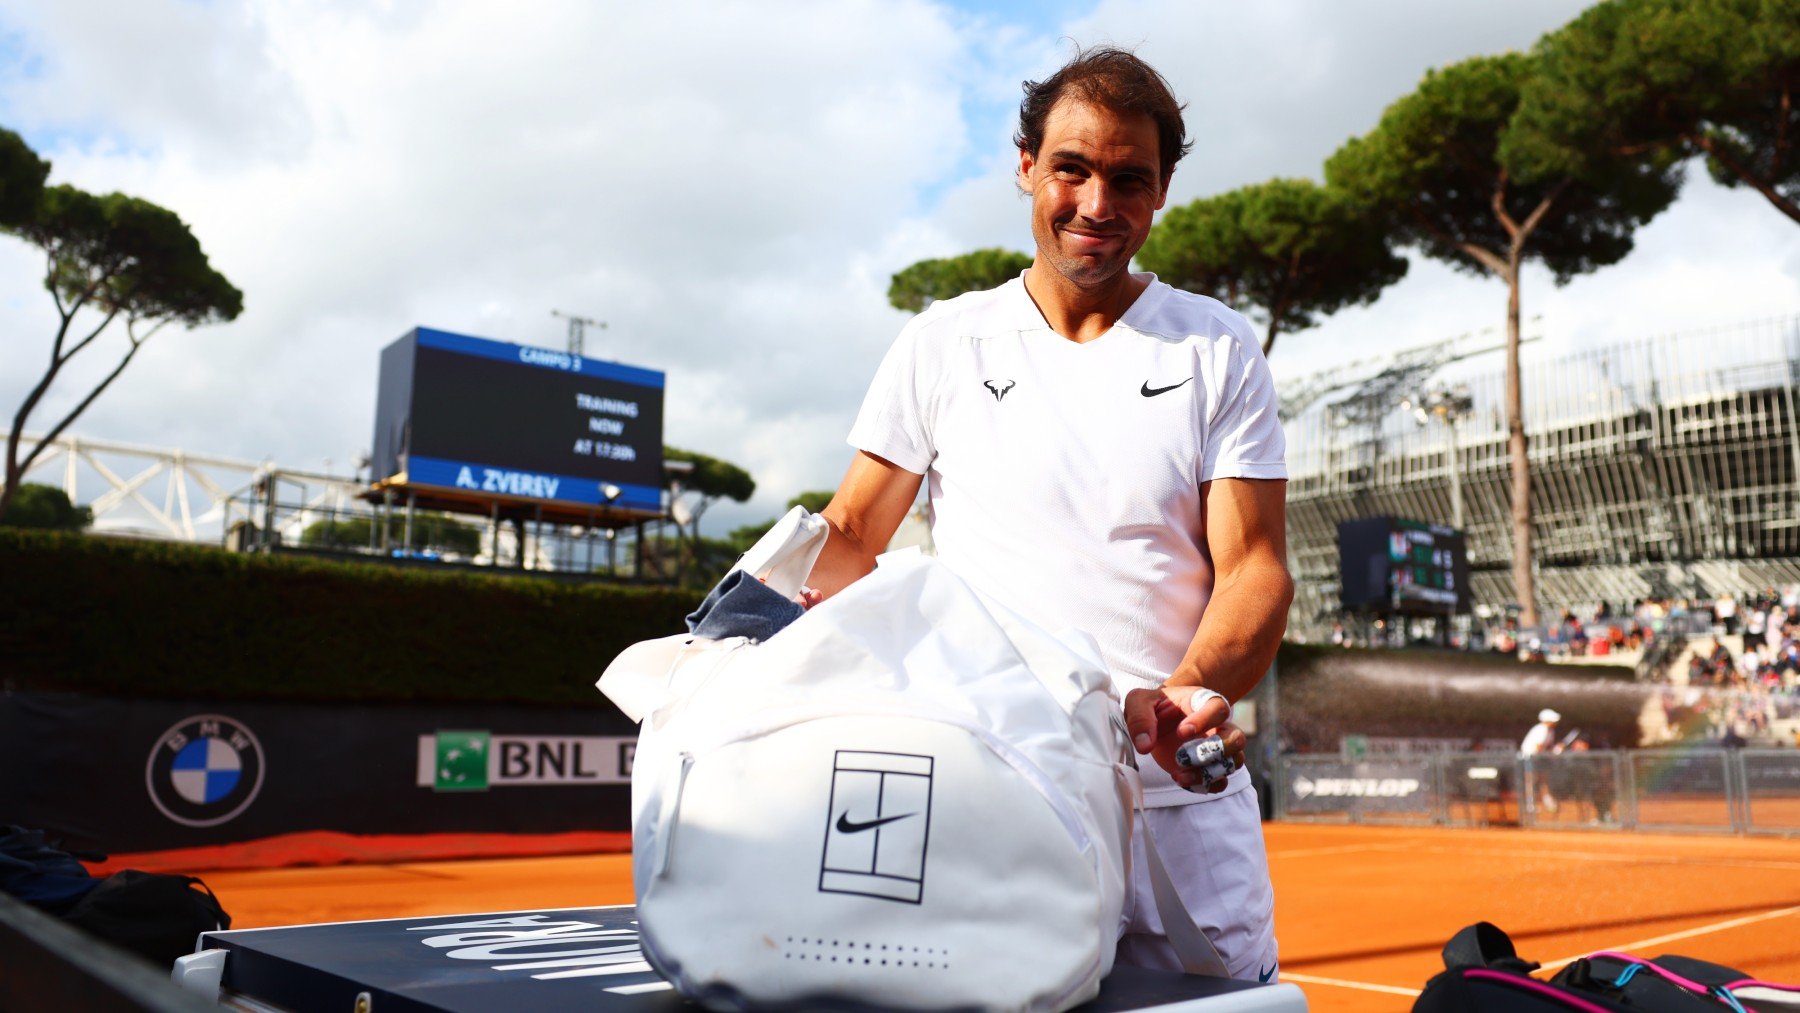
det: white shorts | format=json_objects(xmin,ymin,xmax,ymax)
[{"xmin": 1114, "ymin": 777, "xmax": 1279, "ymax": 983}]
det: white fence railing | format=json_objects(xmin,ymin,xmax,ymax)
[{"xmin": 1273, "ymin": 748, "xmax": 1800, "ymax": 836}]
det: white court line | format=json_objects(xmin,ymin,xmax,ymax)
[
  {"xmin": 1413, "ymin": 844, "xmax": 1800, "ymax": 874},
  {"xmin": 1538, "ymin": 903, "xmax": 1800, "ymax": 972},
  {"xmin": 604, "ymin": 981, "xmax": 674, "ymax": 995},
  {"xmin": 1280, "ymin": 971, "xmax": 1422, "ymax": 997},
  {"xmin": 1269, "ymin": 842, "xmax": 1415, "ymax": 860}
]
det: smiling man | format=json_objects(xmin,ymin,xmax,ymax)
[{"xmin": 806, "ymin": 47, "xmax": 1292, "ymax": 982}]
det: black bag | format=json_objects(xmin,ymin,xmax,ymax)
[
  {"xmin": 1414, "ymin": 922, "xmax": 1776, "ymax": 1011},
  {"xmin": 63, "ymin": 870, "xmax": 231, "ymax": 969},
  {"xmin": 0, "ymin": 824, "xmax": 101, "ymax": 915}
]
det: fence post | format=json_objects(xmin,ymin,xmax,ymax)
[
  {"xmin": 1272, "ymin": 752, "xmax": 1288, "ymax": 820},
  {"xmin": 1432, "ymin": 754, "xmax": 1449, "ymax": 826},
  {"xmin": 1728, "ymin": 749, "xmax": 1747, "ymax": 834},
  {"xmin": 1619, "ymin": 750, "xmax": 1638, "ymax": 830}
]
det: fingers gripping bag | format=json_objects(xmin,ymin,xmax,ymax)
[{"xmin": 600, "ymin": 542, "xmax": 1140, "ymax": 1012}]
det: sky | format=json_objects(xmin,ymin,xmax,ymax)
[{"xmin": 1, "ymin": 0, "xmax": 1797, "ymax": 537}]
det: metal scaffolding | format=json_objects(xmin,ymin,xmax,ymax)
[
  {"xmin": 1284, "ymin": 316, "xmax": 1800, "ymax": 638},
  {"xmin": 2, "ymin": 432, "xmax": 680, "ymax": 581},
  {"xmin": 7, "ymin": 433, "xmax": 273, "ymax": 541}
]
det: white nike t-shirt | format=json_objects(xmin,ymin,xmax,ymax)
[{"xmin": 848, "ymin": 273, "xmax": 1287, "ymax": 807}]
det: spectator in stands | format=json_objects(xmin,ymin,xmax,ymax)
[
  {"xmin": 1688, "ymin": 654, "xmax": 1709, "ymax": 685},
  {"xmin": 1747, "ymin": 606, "xmax": 1767, "ymax": 645},
  {"xmin": 1520, "ymin": 708, "xmax": 1563, "ymax": 814},
  {"xmin": 1493, "ymin": 626, "xmax": 1516, "ymax": 655},
  {"xmin": 1591, "ymin": 629, "xmax": 1612, "ymax": 657},
  {"xmin": 1716, "ymin": 593, "xmax": 1738, "ymax": 634},
  {"xmin": 1776, "ymin": 642, "xmax": 1800, "ymax": 681},
  {"xmin": 1735, "ymin": 646, "xmax": 1760, "ymax": 689},
  {"xmin": 1706, "ymin": 637, "xmax": 1735, "ymax": 683}
]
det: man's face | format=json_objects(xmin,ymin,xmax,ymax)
[{"xmin": 1018, "ymin": 98, "xmax": 1168, "ymax": 290}]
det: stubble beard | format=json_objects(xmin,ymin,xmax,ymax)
[{"xmin": 1033, "ymin": 216, "xmax": 1130, "ymax": 292}]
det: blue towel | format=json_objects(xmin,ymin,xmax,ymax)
[{"xmin": 686, "ymin": 569, "xmax": 805, "ymax": 642}]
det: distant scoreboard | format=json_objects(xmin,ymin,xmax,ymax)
[
  {"xmin": 1337, "ymin": 516, "xmax": 1472, "ymax": 614},
  {"xmin": 371, "ymin": 328, "xmax": 664, "ymax": 515}
]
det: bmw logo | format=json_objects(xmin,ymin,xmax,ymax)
[{"xmin": 145, "ymin": 714, "xmax": 265, "ymax": 827}]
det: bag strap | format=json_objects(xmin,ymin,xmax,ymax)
[
  {"xmin": 649, "ymin": 754, "xmax": 696, "ymax": 882},
  {"xmin": 1120, "ymin": 766, "xmax": 1229, "ymax": 977}
]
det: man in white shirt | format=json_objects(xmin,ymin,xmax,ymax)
[
  {"xmin": 1520, "ymin": 708, "xmax": 1563, "ymax": 813},
  {"xmin": 805, "ymin": 47, "xmax": 1292, "ymax": 983}
]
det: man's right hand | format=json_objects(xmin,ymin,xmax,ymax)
[{"xmin": 1123, "ymin": 685, "xmax": 1246, "ymax": 793}]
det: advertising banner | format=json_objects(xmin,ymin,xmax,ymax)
[
  {"xmin": 1283, "ymin": 758, "xmax": 1436, "ymax": 816},
  {"xmin": 0, "ymin": 692, "xmax": 638, "ymax": 854}
]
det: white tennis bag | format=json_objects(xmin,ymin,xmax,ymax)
[{"xmin": 600, "ymin": 513, "xmax": 1221, "ymax": 1011}]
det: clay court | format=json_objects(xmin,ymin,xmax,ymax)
[{"xmin": 192, "ymin": 821, "xmax": 1800, "ymax": 1011}]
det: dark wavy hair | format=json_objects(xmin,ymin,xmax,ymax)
[{"xmin": 1014, "ymin": 45, "xmax": 1192, "ymax": 181}]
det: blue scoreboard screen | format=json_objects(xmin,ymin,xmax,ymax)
[{"xmin": 371, "ymin": 328, "xmax": 665, "ymax": 514}]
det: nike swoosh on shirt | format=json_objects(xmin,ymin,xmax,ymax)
[
  {"xmin": 1141, "ymin": 378, "xmax": 1194, "ymax": 397},
  {"xmin": 1259, "ymin": 963, "xmax": 1277, "ymax": 983},
  {"xmin": 835, "ymin": 811, "xmax": 915, "ymax": 834}
]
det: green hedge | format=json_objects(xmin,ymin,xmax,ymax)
[{"xmin": 0, "ymin": 530, "xmax": 699, "ymax": 707}]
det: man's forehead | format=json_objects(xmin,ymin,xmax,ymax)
[{"xmin": 1037, "ymin": 98, "xmax": 1160, "ymax": 164}]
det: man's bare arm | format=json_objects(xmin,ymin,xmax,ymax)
[
  {"xmin": 1123, "ymin": 477, "xmax": 1293, "ymax": 785},
  {"xmin": 804, "ymin": 451, "xmax": 924, "ymax": 600},
  {"xmin": 1174, "ymin": 477, "xmax": 1294, "ymax": 711}
]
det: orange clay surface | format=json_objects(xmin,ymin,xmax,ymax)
[{"xmin": 198, "ymin": 822, "xmax": 1800, "ymax": 1012}]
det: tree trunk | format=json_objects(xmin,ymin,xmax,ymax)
[
  {"xmin": 1503, "ymin": 253, "xmax": 1537, "ymax": 628},
  {"xmin": 0, "ymin": 456, "xmax": 19, "ymax": 524}
]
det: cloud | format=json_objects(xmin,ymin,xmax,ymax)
[{"xmin": 0, "ymin": 0, "xmax": 1795, "ymax": 539}]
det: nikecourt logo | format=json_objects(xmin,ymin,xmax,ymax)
[
  {"xmin": 1259, "ymin": 963, "xmax": 1277, "ymax": 983},
  {"xmin": 820, "ymin": 750, "xmax": 934, "ymax": 904},
  {"xmin": 1141, "ymin": 377, "xmax": 1193, "ymax": 397},
  {"xmin": 836, "ymin": 811, "xmax": 915, "ymax": 834},
  {"xmin": 984, "ymin": 379, "xmax": 1016, "ymax": 402}
]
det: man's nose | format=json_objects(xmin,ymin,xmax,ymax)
[{"xmin": 1078, "ymin": 178, "xmax": 1116, "ymax": 222}]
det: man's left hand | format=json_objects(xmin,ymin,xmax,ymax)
[{"xmin": 1123, "ymin": 685, "xmax": 1246, "ymax": 792}]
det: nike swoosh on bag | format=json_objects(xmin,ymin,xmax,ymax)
[
  {"xmin": 1140, "ymin": 378, "xmax": 1193, "ymax": 397},
  {"xmin": 835, "ymin": 811, "xmax": 916, "ymax": 834}
]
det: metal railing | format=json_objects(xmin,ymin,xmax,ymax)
[{"xmin": 1273, "ymin": 748, "xmax": 1800, "ymax": 836}]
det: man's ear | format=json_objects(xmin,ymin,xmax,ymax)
[
  {"xmin": 1017, "ymin": 147, "xmax": 1036, "ymax": 194},
  {"xmin": 1156, "ymin": 169, "xmax": 1173, "ymax": 211}
]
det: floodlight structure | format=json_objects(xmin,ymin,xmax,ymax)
[
  {"xmin": 551, "ymin": 309, "xmax": 606, "ymax": 357},
  {"xmin": 1399, "ymin": 385, "xmax": 1475, "ymax": 529}
]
